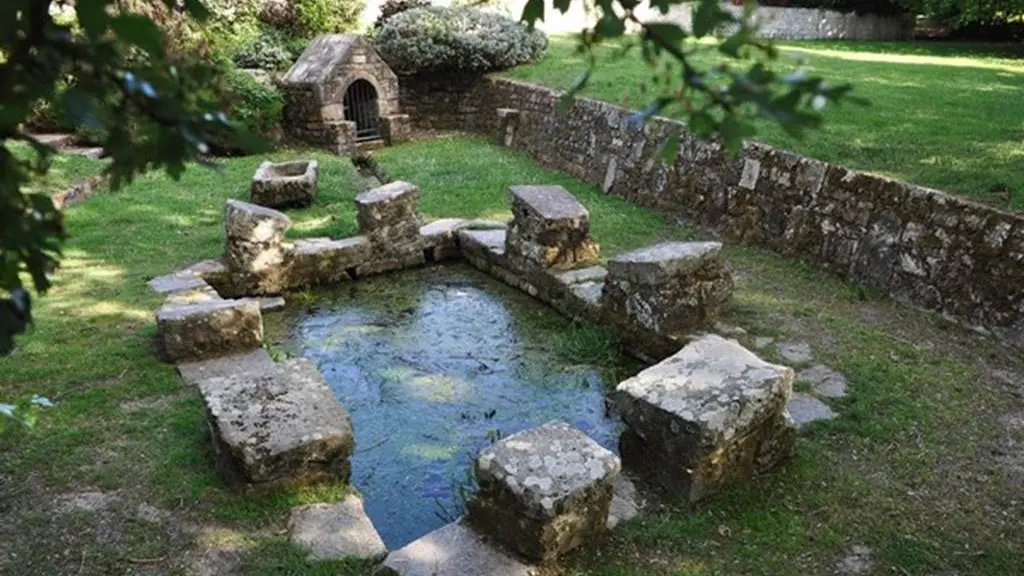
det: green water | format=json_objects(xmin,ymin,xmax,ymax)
[{"xmin": 265, "ymin": 263, "xmax": 639, "ymax": 548}]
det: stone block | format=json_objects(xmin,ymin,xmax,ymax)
[
  {"xmin": 288, "ymin": 236, "xmax": 372, "ymax": 287},
  {"xmin": 289, "ymin": 496, "xmax": 387, "ymax": 561},
  {"xmin": 603, "ymin": 241, "xmax": 733, "ymax": 334},
  {"xmin": 468, "ymin": 420, "xmax": 620, "ymax": 562},
  {"xmin": 615, "ymin": 334, "xmax": 795, "ymax": 501},
  {"xmin": 177, "ymin": 349, "xmax": 275, "ymax": 387},
  {"xmin": 380, "ymin": 114, "xmax": 412, "ymax": 144},
  {"xmin": 377, "ymin": 520, "xmax": 533, "ymax": 576},
  {"xmin": 420, "ymin": 218, "xmax": 469, "ymax": 261},
  {"xmin": 457, "ymin": 228, "xmax": 507, "ymax": 272},
  {"xmin": 199, "ymin": 358, "xmax": 354, "ymax": 491},
  {"xmin": 157, "ymin": 299, "xmax": 263, "ymax": 363},
  {"xmin": 356, "ymin": 181, "xmax": 425, "ymax": 245},
  {"xmin": 224, "ymin": 200, "xmax": 295, "ymax": 295},
  {"xmin": 506, "ymin": 185, "xmax": 599, "ymax": 270},
  {"xmin": 250, "ymin": 160, "xmax": 319, "ymax": 208}
]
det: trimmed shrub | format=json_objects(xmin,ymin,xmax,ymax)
[
  {"xmin": 373, "ymin": 7, "xmax": 547, "ymax": 75},
  {"xmin": 375, "ymin": 0, "xmax": 431, "ymax": 28}
]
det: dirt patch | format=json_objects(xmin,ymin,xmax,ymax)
[{"xmin": 54, "ymin": 490, "xmax": 120, "ymax": 514}]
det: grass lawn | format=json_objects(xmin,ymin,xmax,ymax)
[
  {"xmin": 1, "ymin": 136, "xmax": 1022, "ymax": 575},
  {"xmin": 505, "ymin": 37, "xmax": 1024, "ymax": 209}
]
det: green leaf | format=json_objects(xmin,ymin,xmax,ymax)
[
  {"xmin": 183, "ymin": 0, "xmax": 212, "ymax": 22},
  {"xmin": 720, "ymin": 116, "xmax": 755, "ymax": 154},
  {"xmin": 521, "ymin": 0, "xmax": 545, "ymax": 26},
  {"xmin": 75, "ymin": 0, "xmax": 110, "ymax": 38},
  {"xmin": 644, "ymin": 23, "xmax": 687, "ymax": 51},
  {"xmin": 111, "ymin": 14, "xmax": 165, "ymax": 56},
  {"xmin": 594, "ymin": 13, "xmax": 626, "ymax": 38},
  {"xmin": 688, "ymin": 111, "xmax": 716, "ymax": 138},
  {"xmin": 553, "ymin": 0, "xmax": 572, "ymax": 13},
  {"xmin": 692, "ymin": 0, "xmax": 730, "ymax": 38},
  {"xmin": 658, "ymin": 134, "xmax": 681, "ymax": 163},
  {"xmin": 650, "ymin": 0, "xmax": 686, "ymax": 15}
]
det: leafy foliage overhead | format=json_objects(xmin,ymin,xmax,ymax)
[{"xmin": 0, "ymin": 0, "xmax": 255, "ymax": 354}]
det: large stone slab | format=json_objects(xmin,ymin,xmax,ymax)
[
  {"xmin": 356, "ymin": 181, "xmax": 424, "ymax": 245},
  {"xmin": 616, "ymin": 334, "xmax": 794, "ymax": 501},
  {"xmin": 199, "ymin": 358, "xmax": 354, "ymax": 491},
  {"xmin": 157, "ymin": 299, "xmax": 262, "ymax": 363},
  {"xmin": 468, "ymin": 420, "xmax": 619, "ymax": 562},
  {"xmin": 420, "ymin": 218, "xmax": 469, "ymax": 261},
  {"xmin": 376, "ymin": 520, "xmax": 533, "ymax": 576},
  {"xmin": 289, "ymin": 496, "xmax": 387, "ymax": 561},
  {"xmin": 176, "ymin": 348, "xmax": 276, "ymax": 387},
  {"xmin": 506, "ymin": 185, "xmax": 599, "ymax": 269},
  {"xmin": 250, "ymin": 160, "xmax": 319, "ymax": 208},
  {"xmin": 603, "ymin": 241, "xmax": 733, "ymax": 335}
]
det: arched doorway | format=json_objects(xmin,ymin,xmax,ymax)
[{"xmin": 343, "ymin": 79, "xmax": 381, "ymax": 142}]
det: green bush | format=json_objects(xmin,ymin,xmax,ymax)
[
  {"xmin": 374, "ymin": 0, "xmax": 431, "ymax": 28},
  {"xmin": 258, "ymin": 0, "xmax": 364, "ymax": 35},
  {"xmin": 373, "ymin": 7, "xmax": 547, "ymax": 75},
  {"xmin": 233, "ymin": 28, "xmax": 298, "ymax": 71},
  {"xmin": 226, "ymin": 68, "xmax": 285, "ymax": 141}
]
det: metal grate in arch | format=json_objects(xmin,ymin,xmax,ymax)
[{"xmin": 343, "ymin": 79, "xmax": 381, "ymax": 142}]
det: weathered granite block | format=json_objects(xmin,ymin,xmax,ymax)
[
  {"xmin": 468, "ymin": 420, "xmax": 620, "ymax": 562},
  {"xmin": 288, "ymin": 236, "xmax": 373, "ymax": 287},
  {"xmin": 506, "ymin": 185, "xmax": 599, "ymax": 270},
  {"xmin": 289, "ymin": 496, "xmax": 387, "ymax": 561},
  {"xmin": 224, "ymin": 200, "xmax": 295, "ymax": 295},
  {"xmin": 356, "ymin": 181, "xmax": 425, "ymax": 245},
  {"xmin": 250, "ymin": 160, "xmax": 319, "ymax": 208},
  {"xmin": 157, "ymin": 298, "xmax": 262, "ymax": 363},
  {"xmin": 420, "ymin": 218, "xmax": 469, "ymax": 261},
  {"xmin": 603, "ymin": 241, "xmax": 733, "ymax": 334},
  {"xmin": 380, "ymin": 114, "xmax": 411, "ymax": 144},
  {"xmin": 378, "ymin": 520, "xmax": 533, "ymax": 576},
  {"xmin": 616, "ymin": 334, "xmax": 795, "ymax": 501},
  {"xmin": 200, "ymin": 358, "xmax": 354, "ymax": 491}
]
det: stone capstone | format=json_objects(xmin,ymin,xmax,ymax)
[
  {"xmin": 505, "ymin": 185, "xmax": 599, "ymax": 269},
  {"xmin": 356, "ymin": 181, "xmax": 424, "ymax": 246},
  {"xmin": 376, "ymin": 520, "xmax": 534, "ymax": 576},
  {"xmin": 199, "ymin": 358, "xmax": 354, "ymax": 491},
  {"xmin": 616, "ymin": 334, "xmax": 795, "ymax": 501},
  {"xmin": 250, "ymin": 160, "xmax": 319, "ymax": 208},
  {"xmin": 420, "ymin": 218, "xmax": 469, "ymax": 261},
  {"xmin": 157, "ymin": 298, "xmax": 262, "ymax": 363},
  {"xmin": 603, "ymin": 241, "xmax": 733, "ymax": 335},
  {"xmin": 467, "ymin": 420, "xmax": 620, "ymax": 562},
  {"xmin": 288, "ymin": 496, "xmax": 387, "ymax": 561}
]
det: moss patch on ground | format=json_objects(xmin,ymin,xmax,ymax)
[{"xmin": 1, "ymin": 136, "xmax": 1021, "ymax": 575}]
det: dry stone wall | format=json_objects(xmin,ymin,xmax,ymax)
[{"xmin": 396, "ymin": 75, "xmax": 1024, "ymax": 342}]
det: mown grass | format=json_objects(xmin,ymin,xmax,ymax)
[
  {"xmin": 0, "ymin": 136, "xmax": 1021, "ymax": 575},
  {"xmin": 506, "ymin": 37, "xmax": 1024, "ymax": 209}
]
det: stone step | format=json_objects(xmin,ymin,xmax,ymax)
[
  {"xmin": 289, "ymin": 495, "xmax": 387, "ymax": 562},
  {"xmin": 176, "ymin": 348, "xmax": 275, "ymax": 387},
  {"xmin": 156, "ymin": 298, "xmax": 263, "ymax": 363},
  {"xmin": 376, "ymin": 520, "xmax": 533, "ymax": 576}
]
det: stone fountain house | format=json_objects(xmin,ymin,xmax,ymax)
[{"xmin": 280, "ymin": 34, "xmax": 410, "ymax": 154}]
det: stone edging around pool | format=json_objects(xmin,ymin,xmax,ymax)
[{"xmin": 148, "ymin": 179, "xmax": 798, "ymax": 572}]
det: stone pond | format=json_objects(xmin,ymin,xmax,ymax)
[
  {"xmin": 151, "ymin": 170, "xmax": 808, "ymax": 572},
  {"xmin": 263, "ymin": 263, "xmax": 636, "ymax": 548}
]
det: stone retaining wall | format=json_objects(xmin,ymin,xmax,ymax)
[{"xmin": 397, "ymin": 76, "xmax": 1024, "ymax": 341}]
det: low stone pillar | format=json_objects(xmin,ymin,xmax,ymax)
[
  {"xmin": 380, "ymin": 114, "xmax": 412, "ymax": 145},
  {"xmin": 603, "ymin": 241, "xmax": 733, "ymax": 335},
  {"xmin": 224, "ymin": 199, "xmax": 294, "ymax": 295},
  {"xmin": 496, "ymin": 108, "xmax": 519, "ymax": 147},
  {"xmin": 616, "ymin": 334, "xmax": 795, "ymax": 502},
  {"xmin": 505, "ymin": 185, "xmax": 599, "ymax": 271},
  {"xmin": 468, "ymin": 420, "xmax": 620, "ymax": 562},
  {"xmin": 355, "ymin": 181, "xmax": 425, "ymax": 246},
  {"xmin": 157, "ymin": 298, "xmax": 263, "ymax": 362},
  {"xmin": 200, "ymin": 358, "xmax": 355, "ymax": 491},
  {"xmin": 250, "ymin": 160, "xmax": 319, "ymax": 208}
]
